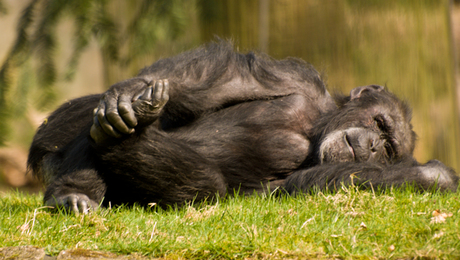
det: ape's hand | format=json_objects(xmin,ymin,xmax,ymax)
[
  {"xmin": 132, "ymin": 79, "xmax": 169, "ymax": 127},
  {"xmin": 417, "ymin": 160, "xmax": 459, "ymax": 192},
  {"xmin": 45, "ymin": 193, "xmax": 99, "ymax": 214},
  {"xmin": 90, "ymin": 78, "xmax": 169, "ymax": 144}
]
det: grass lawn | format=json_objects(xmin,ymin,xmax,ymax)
[{"xmin": 1, "ymin": 187, "xmax": 459, "ymax": 259}]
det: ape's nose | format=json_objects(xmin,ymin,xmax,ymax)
[{"xmin": 345, "ymin": 129, "xmax": 382, "ymax": 162}]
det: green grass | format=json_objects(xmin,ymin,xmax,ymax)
[{"xmin": 1, "ymin": 188, "xmax": 459, "ymax": 259}]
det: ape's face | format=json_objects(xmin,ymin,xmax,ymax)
[{"xmin": 317, "ymin": 87, "xmax": 416, "ymax": 164}]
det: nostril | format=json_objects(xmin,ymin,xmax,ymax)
[{"xmin": 369, "ymin": 139, "xmax": 377, "ymax": 153}]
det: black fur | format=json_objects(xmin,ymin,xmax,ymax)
[{"xmin": 28, "ymin": 42, "xmax": 458, "ymax": 212}]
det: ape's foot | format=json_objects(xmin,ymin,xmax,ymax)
[
  {"xmin": 132, "ymin": 79, "xmax": 169, "ymax": 126},
  {"xmin": 45, "ymin": 193, "xmax": 99, "ymax": 214}
]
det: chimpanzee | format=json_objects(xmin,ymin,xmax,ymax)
[{"xmin": 28, "ymin": 42, "xmax": 458, "ymax": 213}]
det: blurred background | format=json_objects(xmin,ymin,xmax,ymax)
[{"xmin": 0, "ymin": 0, "xmax": 459, "ymax": 193}]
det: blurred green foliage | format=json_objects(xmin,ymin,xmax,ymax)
[
  {"xmin": 0, "ymin": 0, "xmax": 6, "ymax": 16},
  {"xmin": 0, "ymin": 0, "xmax": 458, "ymax": 171},
  {"xmin": 0, "ymin": 0, "xmax": 199, "ymax": 146}
]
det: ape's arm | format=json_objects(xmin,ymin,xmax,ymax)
[{"xmin": 284, "ymin": 159, "xmax": 459, "ymax": 194}]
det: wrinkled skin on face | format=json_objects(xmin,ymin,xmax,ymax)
[{"xmin": 313, "ymin": 85, "xmax": 416, "ymax": 165}]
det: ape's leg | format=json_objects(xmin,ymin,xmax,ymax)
[
  {"xmin": 28, "ymin": 95, "xmax": 106, "ymax": 213},
  {"xmin": 28, "ymin": 94, "xmax": 102, "ymax": 181},
  {"xmin": 42, "ymin": 132, "xmax": 105, "ymax": 213},
  {"xmin": 284, "ymin": 160, "xmax": 459, "ymax": 194}
]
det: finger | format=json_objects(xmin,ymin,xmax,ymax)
[
  {"xmin": 154, "ymin": 80, "xmax": 164, "ymax": 102},
  {"xmin": 90, "ymin": 122, "xmax": 109, "ymax": 144},
  {"xmin": 162, "ymin": 79, "xmax": 170, "ymax": 102},
  {"xmin": 92, "ymin": 104, "xmax": 113, "ymax": 139},
  {"xmin": 92, "ymin": 101, "xmax": 104, "ymax": 124},
  {"xmin": 89, "ymin": 200, "xmax": 99, "ymax": 210},
  {"xmin": 69, "ymin": 196, "xmax": 79, "ymax": 214},
  {"xmin": 91, "ymin": 108, "xmax": 102, "ymax": 142},
  {"xmin": 78, "ymin": 200, "xmax": 89, "ymax": 214},
  {"xmin": 139, "ymin": 85, "xmax": 153, "ymax": 101},
  {"xmin": 105, "ymin": 94, "xmax": 136, "ymax": 134},
  {"xmin": 118, "ymin": 94, "xmax": 138, "ymax": 129},
  {"xmin": 92, "ymin": 107, "xmax": 99, "ymax": 117},
  {"xmin": 96, "ymin": 103, "xmax": 122, "ymax": 138},
  {"xmin": 93, "ymin": 101, "xmax": 116, "ymax": 137},
  {"xmin": 106, "ymin": 108, "xmax": 131, "ymax": 134},
  {"xmin": 99, "ymin": 95, "xmax": 123, "ymax": 137}
]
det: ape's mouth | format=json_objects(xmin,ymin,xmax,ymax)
[{"xmin": 343, "ymin": 134, "xmax": 355, "ymax": 161}]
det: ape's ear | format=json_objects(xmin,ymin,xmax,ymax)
[{"xmin": 350, "ymin": 85, "xmax": 384, "ymax": 100}]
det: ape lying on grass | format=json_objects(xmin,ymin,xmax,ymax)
[{"xmin": 28, "ymin": 42, "xmax": 458, "ymax": 213}]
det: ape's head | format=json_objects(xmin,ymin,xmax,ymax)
[{"xmin": 312, "ymin": 85, "xmax": 416, "ymax": 165}]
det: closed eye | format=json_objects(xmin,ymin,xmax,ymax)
[
  {"xmin": 374, "ymin": 115, "xmax": 397, "ymax": 160},
  {"xmin": 374, "ymin": 115, "xmax": 388, "ymax": 132},
  {"xmin": 384, "ymin": 141, "xmax": 395, "ymax": 159}
]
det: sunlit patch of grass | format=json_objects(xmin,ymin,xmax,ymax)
[{"xmin": 1, "ymin": 188, "xmax": 459, "ymax": 259}]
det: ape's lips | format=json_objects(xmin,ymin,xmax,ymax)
[{"xmin": 343, "ymin": 134, "xmax": 355, "ymax": 161}]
